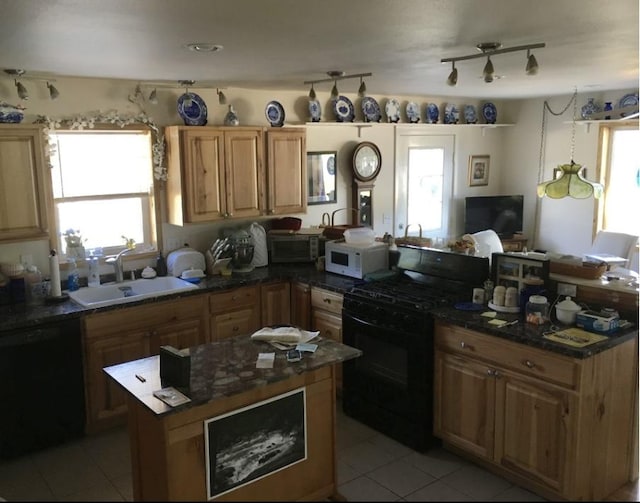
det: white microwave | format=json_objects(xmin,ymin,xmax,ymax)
[{"xmin": 325, "ymin": 240, "xmax": 389, "ymax": 279}]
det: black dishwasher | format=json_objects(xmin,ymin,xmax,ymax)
[{"xmin": 0, "ymin": 317, "xmax": 86, "ymax": 459}]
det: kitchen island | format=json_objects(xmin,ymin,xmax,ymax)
[{"xmin": 104, "ymin": 333, "xmax": 361, "ymax": 501}]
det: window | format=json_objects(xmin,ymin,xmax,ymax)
[
  {"xmin": 596, "ymin": 123, "xmax": 640, "ymax": 236},
  {"xmin": 395, "ymin": 133, "xmax": 454, "ymax": 239},
  {"xmin": 50, "ymin": 129, "xmax": 157, "ymax": 258}
]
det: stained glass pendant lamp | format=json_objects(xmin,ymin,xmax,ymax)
[{"xmin": 536, "ymin": 89, "xmax": 604, "ymax": 199}]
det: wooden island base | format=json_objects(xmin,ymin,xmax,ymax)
[{"xmin": 127, "ymin": 366, "xmax": 339, "ymax": 501}]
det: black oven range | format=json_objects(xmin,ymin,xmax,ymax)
[{"xmin": 342, "ymin": 246, "xmax": 489, "ymax": 452}]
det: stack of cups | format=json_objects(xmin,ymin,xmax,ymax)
[
  {"xmin": 492, "ymin": 285, "xmax": 506, "ymax": 306},
  {"xmin": 505, "ymin": 287, "xmax": 519, "ymax": 308}
]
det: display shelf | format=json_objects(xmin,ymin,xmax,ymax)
[{"xmin": 304, "ymin": 121, "xmax": 514, "ymax": 137}]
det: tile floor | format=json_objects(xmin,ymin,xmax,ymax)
[{"xmin": 0, "ymin": 403, "xmax": 548, "ymax": 502}]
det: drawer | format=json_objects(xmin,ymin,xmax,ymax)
[
  {"xmin": 435, "ymin": 321, "xmax": 579, "ymax": 388},
  {"xmin": 209, "ymin": 286, "xmax": 259, "ymax": 313},
  {"xmin": 310, "ymin": 287, "xmax": 343, "ymax": 315}
]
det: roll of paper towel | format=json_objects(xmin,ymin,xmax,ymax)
[
  {"xmin": 49, "ymin": 250, "xmax": 62, "ymax": 297},
  {"xmin": 343, "ymin": 227, "xmax": 375, "ymax": 244}
]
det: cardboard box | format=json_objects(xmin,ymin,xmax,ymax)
[{"xmin": 575, "ymin": 310, "xmax": 620, "ymax": 335}]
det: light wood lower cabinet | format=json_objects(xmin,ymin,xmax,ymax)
[
  {"xmin": 261, "ymin": 281, "xmax": 291, "ymax": 326},
  {"xmin": 434, "ymin": 319, "xmax": 637, "ymax": 501},
  {"xmin": 311, "ymin": 287, "xmax": 343, "ymax": 393},
  {"xmin": 290, "ymin": 282, "xmax": 312, "ymax": 330},
  {"xmin": 209, "ymin": 285, "xmax": 261, "ymax": 341},
  {"xmin": 83, "ymin": 296, "xmax": 208, "ymax": 433}
]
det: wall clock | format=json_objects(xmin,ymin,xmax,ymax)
[{"xmin": 352, "ymin": 141, "xmax": 381, "ymax": 182}]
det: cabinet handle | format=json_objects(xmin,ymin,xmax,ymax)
[
  {"xmin": 233, "ymin": 326, "xmax": 239, "ymax": 332},
  {"xmin": 460, "ymin": 341, "xmax": 473, "ymax": 349},
  {"xmin": 323, "ymin": 298, "xmax": 331, "ymax": 304},
  {"xmin": 486, "ymin": 369, "xmax": 495, "ymax": 376},
  {"xmin": 523, "ymin": 359, "xmax": 536, "ymax": 369}
]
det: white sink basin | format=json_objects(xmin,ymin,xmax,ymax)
[{"xmin": 68, "ymin": 276, "xmax": 199, "ymax": 308}]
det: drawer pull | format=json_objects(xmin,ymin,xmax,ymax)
[
  {"xmin": 524, "ymin": 359, "xmax": 536, "ymax": 369},
  {"xmin": 323, "ymin": 298, "xmax": 332, "ymax": 304},
  {"xmin": 460, "ymin": 341, "xmax": 473, "ymax": 350},
  {"xmin": 233, "ymin": 326, "xmax": 239, "ymax": 332},
  {"xmin": 487, "ymin": 369, "xmax": 502, "ymax": 378}
]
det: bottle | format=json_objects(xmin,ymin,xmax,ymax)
[
  {"xmin": 156, "ymin": 252, "xmax": 167, "ymax": 277},
  {"xmin": 603, "ymin": 102, "xmax": 613, "ymax": 120},
  {"xmin": 67, "ymin": 258, "xmax": 80, "ymax": 292},
  {"xmin": 88, "ymin": 256, "xmax": 101, "ymax": 287},
  {"xmin": 483, "ymin": 279, "xmax": 494, "ymax": 304}
]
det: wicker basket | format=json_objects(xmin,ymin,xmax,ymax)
[
  {"xmin": 395, "ymin": 224, "xmax": 433, "ymax": 248},
  {"xmin": 550, "ymin": 261, "xmax": 607, "ymax": 280},
  {"xmin": 322, "ymin": 208, "xmax": 364, "ymax": 240}
]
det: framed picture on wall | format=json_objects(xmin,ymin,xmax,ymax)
[{"xmin": 468, "ymin": 155, "xmax": 490, "ymax": 186}]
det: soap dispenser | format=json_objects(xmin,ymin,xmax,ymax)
[{"xmin": 67, "ymin": 258, "xmax": 80, "ymax": 292}]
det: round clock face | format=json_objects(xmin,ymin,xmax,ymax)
[{"xmin": 353, "ymin": 142, "xmax": 381, "ymax": 182}]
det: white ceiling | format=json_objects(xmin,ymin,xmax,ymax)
[{"xmin": 1, "ymin": 0, "xmax": 638, "ymax": 100}]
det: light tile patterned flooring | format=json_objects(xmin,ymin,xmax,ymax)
[{"xmin": 0, "ymin": 402, "xmax": 548, "ymax": 501}]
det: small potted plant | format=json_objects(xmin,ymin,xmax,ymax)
[{"xmin": 63, "ymin": 229, "xmax": 86, "ymax": 259}]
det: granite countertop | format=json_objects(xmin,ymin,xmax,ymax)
[
  {"xmin": 103, "ymin": 333, "xmax": 362, "ymax": 416},
  {"xmin": 0, "ymin": 264, "xmax": 360, "ymax": 332},
  {"xmin": 430, "ymin": 305, "xmax": 637, "ymax": 359}
]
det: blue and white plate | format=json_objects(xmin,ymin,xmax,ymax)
[
  {"xmin": 265, "ymin": 100, "xmax": 285, "ymax": 127},
  {"xmin": 426, "ymin": 103, "xmax": 439, "ymax": 124},
  {"xmin": 177, "ymin": 92, "xmax": 208, "ymax": 126},
  {"xmin": 406, "ymin": 102, "xmax": 420, "ymax": 123},
  {"xmin": 482, "ymin": 102, "xmax": 497, "ymax": 124},
  {"xmin": 618, "ymin": 93, "xmax": 639, "ymax": 117},
  {"xmin": 464, "ymin": 105, "xmax": 477, "ymax": 124},
  {"xmin": 308, "ymin": 99, "xmax": 321, "ymax": 122},
  {"xmin": 333, "ymin": 95, "xmax": 355, "ymax": 122},
  {"xmin": 444, "ymin": 103, "xmax": 459, "ymax": 124},
  {"xmin": 385, "ymin": 98, "xmax": 401, "ymax": 123},
  {"xmin": 361, "ymin": 96, "xmax": 381, "ymax": 122}
]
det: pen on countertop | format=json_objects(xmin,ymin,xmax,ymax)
[
  {"xmin": 135, "ymin": 374, "xmax": 146, "ymax": 383},
  {"xmin": 503, "ymin": 320, "xmax": 519, "ymax": 327}
]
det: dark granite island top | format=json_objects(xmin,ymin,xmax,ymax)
[{"xmin": 104, "ymin": 333, "xmax": 362, "ymax": 416}]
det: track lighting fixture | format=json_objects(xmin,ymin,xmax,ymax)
[
  {"xmin": 446, "ymin": 62, "xmax": 458, "ymax": 86},
  {"xmin": 217, "ymin": 88, "xmax": 227, "ymax": 105},
  {"xmin": 441, "ymin": 42, "xmax": 544, "ymax": 85},
  {"xmin": 4, "ymin": 69, "xmax": 63, "ymax": 100},
  {"xmin": 148, "ymin": 88, "xmax": 158, "ymax": 104},
  {"xmin": 47, "ymin": 81, "xmax": 60, "ymax": 100},
  {"xmin": 303, "ymin": 71, "xmax": 372, "ymax": 99}
]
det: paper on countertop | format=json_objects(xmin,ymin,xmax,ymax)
[
  {"xmin": 251, "ymin": 326, "xmax": 320, "ymax": 344},
  {"xmin": 481, "ymin": 311, "xmax": 497, "ymax": 318},
  {"xmin": 488, "ymin": 319, "xmax": 508, "ymax": 326},
  {"xmin": 543, "ymin": 328, "xmax": 608, "ymax": 347},
  {"xmin": 296, "ymin": 342, "xmax": 318, "ymax": 353},
  {"xmin": 153, "ymin": 387, "xmax": 191, "ymax": 407},
  {"xmin": 256, "ymin": 352, "xmax": 275, "ymax": 368}
]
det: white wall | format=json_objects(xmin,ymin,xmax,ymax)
[{"xmin": 0, "ymin": 75, "xmax": 636, "ymax": 276}]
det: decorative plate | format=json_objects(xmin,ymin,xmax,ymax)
[
  {"xmin": 406, "ymin": 102, "xmax": 420, "ymax": 123},
  {"xmin": 426, "ymin": 103, "xmax": 439, "ymax": 124},
  {"xmin": 361, "ymin": 96, "xmax": 381, "ymax": 123},
  {"xmin": 0, "ymin": 101, "xmax": 25, "ymax": 123},
  {"xmin": 618, "ymin": 93, "xmax": 639, "ymax": 116},
  {"xmin": 327, "ymin": 156, "xmax": 335, "ymax": 175},
  {"xmin": 444, "ymin": 103, "xmax": 459, "ymax": 124},
  {"xmin": 177, "ymin": 92, "xmax": 208, "ymax": 126},
  {"xmin": 463, "ymin": 105, "xmax": 477, "ymax": 124},
  {"xmin": 333, "ymin": 95, "xmax": 355, "ymax": 122},
  {"xmin": 482, "ymin": 102, "xmax": 498, "ymax": 124},
  {"xmin": 385, "ymin": 98, "xmax": 401, "ymax": 123},
  {"xmin": 308, "ymin": 99, "xmax": 321, "ymax": 122},
  {"xmin": 265, "ymin": 100, "xmax": 285, "ymax": 127}
]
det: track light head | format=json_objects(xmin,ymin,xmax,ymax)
[
  {"xmin": 483, "ymin": 57, "xmax": 495, "ymax": 83},
  {"xmin": 330, "ymin": 81, "xmax": 339, "ymax": 99},
  {"xmin": 47, "ymin": 81, "xmax": 60, "ymax": 100},
  {"xmin": 15, "ymin": 79, "xmax": 29, "ymax": 100},
  {"xmin": 308, "ymin": 84, "xmax": 316, "ymax": 100},
  {"xmin": 217, "ymin": 88, "xmax": 227, "ymax": 105},
  {"xmin": 148, "ymin": 88, "xmax": 158, "ymax": 104},
  {"xmin": 357, "ymin": 77, "xmax": 366, "ymax": 97},
  {"xmin": 525, "ymin": 50, "xmax": 539, "ymax": 75},
  {"xmin": 447, "ymin": 63, "xmax": 458, "ymax": 86}
]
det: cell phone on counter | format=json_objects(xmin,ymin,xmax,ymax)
[{"xmin": 286, "ymin": 349, "xmax": 302, "ymax": 362}]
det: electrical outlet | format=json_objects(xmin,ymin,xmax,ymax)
[{"xmin": 557, "ymin": 282, "xmax": 577, "ymax": 297}]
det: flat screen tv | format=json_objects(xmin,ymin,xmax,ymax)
[{"xmin": 464, "ymin": 195, "xmax": 524, "ymax": 238}]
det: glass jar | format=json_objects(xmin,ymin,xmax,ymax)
[{"xmin": 526, "ymin": 295, "xmax": 549, "ymax": 325}]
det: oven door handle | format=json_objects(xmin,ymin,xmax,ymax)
[{"xmin": 343, "ymin": 312, "xmax": 377, "ymax": 329}]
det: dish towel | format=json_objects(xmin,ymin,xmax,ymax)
[{"xmin": 251, "ymin": 326, "xmax": 320, "ymax": 344}]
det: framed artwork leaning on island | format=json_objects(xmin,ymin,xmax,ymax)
[{"xmin": 469, "ymin": 155, "xmax": 490, "ymax": 186}]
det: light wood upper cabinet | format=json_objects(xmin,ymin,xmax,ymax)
[
  {"xmin": 165, "ymin": 126, "xmax": 264, "ymax": 224},
  {"xmin": 0, "ymin": 125, "xmax": 50, "ymax": 242},
  {"xmin": 266, "ymin": 128, "xmax": 306, "ymax": 215}
]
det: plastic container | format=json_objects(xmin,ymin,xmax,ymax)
[
  {"xmin": 526, "ymin": 295, "xmax": 549, "ymax": 325},
  {"xmin": 555, "ymin": 296, "xmax": 581, "ymax": 324},
  {"xmin": 343, "ymin": 227, "xmax": 375, "ymax": 245}
]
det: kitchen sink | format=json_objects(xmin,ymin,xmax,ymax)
[{"xmin": 68, "ymin": 276, "xmax": 199, "ymax": 308}]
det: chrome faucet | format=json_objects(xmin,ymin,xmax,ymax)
[{"xmin": 106, "ymin": 248, "xmax": 135, "ymax": 283}]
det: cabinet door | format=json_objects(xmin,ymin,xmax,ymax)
[
  {"xmin": 261, "ymin": 281, "xmax": 291, "ymax": 326},
  {"xmin": 85, "ymin": 330, "xmax": 150, "ymax": 433},
  {"xmin": 266, "ymin": 129, "xmax": 306, "ymax": 215},
  {"xmin": 224, "ymin": 129, "xmax": 264, "ymax": 219},
  {"xmin": 155, "ymin": 317, "xmax": 207, "ymax": 352},
  {"xmin": 433, "ymin": 350, "xmax": 496, "ymax": 460},
  {"xmin": 290, "ymin": 282, "xmax": 311, "ymax": 330},
  {"xmin": 311, "ymin": 309, "xmax": 343, "ymax": 392},
  {"xmin": 0, "ymin": 125, "xmax": 50, "ymax": 242},
  {"xmin": 494, "ymin": 370, "xmax": 568, "ymax": 492}
]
